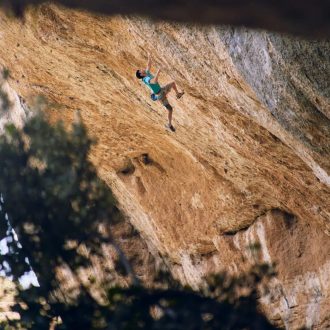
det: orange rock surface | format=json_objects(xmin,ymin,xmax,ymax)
[{"xmin": 0, "ymin": 4, "xmax": 329, "ymax": 327}]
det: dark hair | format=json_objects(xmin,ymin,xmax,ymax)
[{"xmin": 136, "ymin": 70, "xmax": 144, "ymax": 79}]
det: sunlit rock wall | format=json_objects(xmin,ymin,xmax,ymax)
[
  {"xmin": 218, "ymin": 28, "xmax": 330, "ymax": 185},
  {"xmin": 0, "ymin": 4, "xmax": 329, "ymax": 328}
]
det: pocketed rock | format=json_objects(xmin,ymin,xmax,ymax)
[{"xmin": 0, "ymin": 4, "xmax": 329, "ymax": 328}]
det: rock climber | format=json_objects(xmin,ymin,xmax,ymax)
[{"xmin": 136, "ymin": 53, "xmax": 184, "ymax": 132}]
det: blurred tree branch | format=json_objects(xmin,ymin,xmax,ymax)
[{"xmin": 1, "ymin": 0, "xmax": 330, "ymax": 37}]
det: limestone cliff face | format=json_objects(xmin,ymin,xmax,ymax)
[
  {"xmin": 0, "ymin": 4, "xmax": 329, "ymax": 328},
  {"xmin": 218, "ymin": 28, "xmax": 330, "ymax": 186}
]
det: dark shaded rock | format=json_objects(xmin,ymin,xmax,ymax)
[{"xmin": 1, "ymin": 0, "xmax": 330, "ymax": 37}]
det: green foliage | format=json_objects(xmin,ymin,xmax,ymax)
[
  {"xmin": 2, "ymin": 68, "xmax": 10, "ymax": 80},
  {"xmin": 0, "ymin": 113, "xmax": 121, "ymax": 328},
  {"xmin": 0, "ymin": 68, "xmax": 11, "ymax": 111},
  {"xmin": 0, "ymin": 112, "xmax": 277, "ymax": 329},
  {"xmin": 103, "ymin": 262, "xmax": 276, "ymax": 330}
]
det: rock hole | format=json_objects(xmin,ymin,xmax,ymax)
[
  {"xmin": 119, "ymin": 160, "xmax": 135, "ymax": 175},
  {"xmin": 283, "ymin": 211, "xmax": 296, "ymax": 229},
  {"xmin": 139, "ymin": 153, "xmax": 166, "ymax": 173},
  {"xmin": 141, "ymin": 153, "xmax": 152, "ymax": 165}
]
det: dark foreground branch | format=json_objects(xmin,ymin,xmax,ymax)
[{"xmin": 1, "ymin": 0, "xmax": 330, "ymax": 38}]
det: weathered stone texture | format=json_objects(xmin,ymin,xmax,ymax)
[
  {"xmin": 218, "ymin": 28, "xmax": 330, "ymax": 185},
  {"xmin": 0, "ymin": 4, "xmax": 329, "ymax": 327}
]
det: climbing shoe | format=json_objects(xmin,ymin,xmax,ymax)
[
  {"xmin": 176, "ymin": 91, "xmax": 185, "ymax": 99},
  {"xmin": 165, "ymin": 124, "xmax": 176, "ymax": 132}
]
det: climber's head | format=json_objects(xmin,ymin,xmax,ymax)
[{"xmin": 136, "ymin": 70, "xmax": 146, "ymax": 79}]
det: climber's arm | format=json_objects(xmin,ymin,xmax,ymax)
[
  {"xmin": 146, "ymin": 52, "xmax": 152, "ymax": 72},
  {"xmin": 152, "ymin": 68, "xmax": 161, "ymax": 83}
]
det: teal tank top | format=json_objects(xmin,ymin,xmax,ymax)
[{"xmin": 142, "ymin": 70, "xmax": 161, "ymax": 94}]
